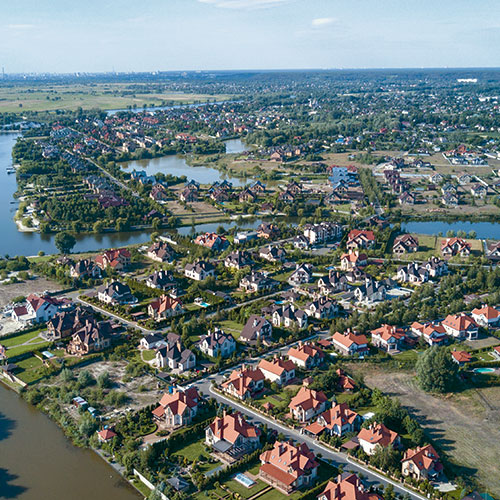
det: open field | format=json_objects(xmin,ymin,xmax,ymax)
[
  {"xmin": 0, "ymin": 83, "xmax": 233, "ymax": 112},
  {"xmin": 348, "ymin": 365, "xmax": 500, "ymax": 496},
  {"xmin": 0, "ymin": 276, "xmax": 63, "ymax": 308}
]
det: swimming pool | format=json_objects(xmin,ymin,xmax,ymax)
[
  {"xmin": 474, "ymin": 367, "xmax": 496, "ymax": 374},
  {"xmin": 234, "ymin": 473, "xmax": 256, "ymax": 488}
]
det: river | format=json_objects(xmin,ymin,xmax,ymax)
[
  {"xmin": 0, "ymin": 134, "xmax": 249, "ymax": 256},
  {"xmin": 0, "ymin": 383, "xmax": 140, "ymax": 500}
]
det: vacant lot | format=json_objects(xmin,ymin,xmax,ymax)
[
  {"xmin": 349, "ymin": 365, "xmax": 500, "ymax": 496},
  {"xmin": 0, "ymin": 276, "xmax": 62, "ymax": 308}
]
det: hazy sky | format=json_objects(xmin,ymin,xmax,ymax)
[{"xmin": 1, "ymin": 0, "xmax": 499, "ymax": 73}]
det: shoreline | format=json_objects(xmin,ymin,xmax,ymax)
[{"xmin": 0, "ymin": 377, "xmax": 145, "ymax": 499}]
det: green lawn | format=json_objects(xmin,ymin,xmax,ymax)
[
  {"xmin": 6, "ymin": 341, "xmax": 51, "ymax": 359},
  {"xmin": 1, "ymin": 329, "xmax": 44, "ymax": 347},
  {"xmin": 142, "ymin": 349, "xmax": 156, "ymax": 362},
  {"xmin": 15, "ymin": 355, "xmax": 47, "ymax": 383},
  {"xmin": 172, "ymin": 439, "xmax": 221, "ymax": 474},
  {"xmin": 220, "ymin": 320, "xmax": 244, "ymax": 339}
]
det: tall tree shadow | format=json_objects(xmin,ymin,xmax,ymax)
[
  {"xmin": 0, "ymin": 412, "xmax": 16, "ymax": 442},
  {"xmin": 0, "ymin": 468, "xmax": 27, "ymax": 499}
]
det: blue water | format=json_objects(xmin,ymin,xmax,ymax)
[
  {"xmin": 402, "ymin": 221, "xmax": 500, "ymax": 240},
  {"xmin": 474, "ymin": 368, "xmax": 495, "ymax": 373}
]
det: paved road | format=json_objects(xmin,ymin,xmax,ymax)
[{"xmin": 187, "ymin": 337, "xmax": 427, "ymax": 500}]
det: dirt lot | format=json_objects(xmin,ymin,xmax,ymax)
[
  {"xmin": 0, "ymin": 276, "xmax": 63, "ymax": 309},
  {"xmin": 77, "ymin": 360, "xmax": 162, "ymax": 413},
  {"xmin": 348, "ymin": 365, "xmax": 500, "ymax": 495}
]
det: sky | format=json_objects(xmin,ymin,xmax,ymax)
[{"xmin": 0, "ymin": 0, "xmax": 499, "ymax": 73}]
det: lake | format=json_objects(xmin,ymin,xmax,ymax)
[
  {"xmin": 402, "ymin": 221, "xmax": 500, "ymax": 240},
  {"xmin": 0, "ymin": 134, "xmax": 250, "ymax": 256},
  {"xmin": 121, "ymin": 138, "xmax": 248, "ymax": 186},
  {"xmin": 0, "ymin": 383, "xmax": 140, "ymax": 500}
]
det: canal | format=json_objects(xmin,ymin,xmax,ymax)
[{"xmin": 0, "ymin": 383, "xmax": 140, "ymax": 500}]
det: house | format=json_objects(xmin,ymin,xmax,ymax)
[
  {"xmin": 287, "ymin": 342, "xmax": 324, "ymax": 369},
  {"xmin": 152, "ymin": 387, "xmax": 199, "ymax": 428},
  {"xmin": 221, "ymin": 365, "xmax": 265, "ymax": 400},
  {"xmin": 371, "ymin": 324, "xmax": 406, "ymax": 353},
  {"xmin": 148, "ymin": 295, "xmax": 184, "ymax": 321},
  {"xmin": 258, "ymin": 222, "xmax": 279, "ymax": 239},
  {"xmin": 317, "ymin": 271, "xmax": 349, "ymax": 295},
  {"xmin": 258, "ymin": 356, "xmax": 295, "ymax": 385},
  {"xmin": 340, "ymin": 251, "xmax": 367, "ymax": 271},
  {"xmin": 393, "ymin": 234, "xmax": 419, "ymax": 254},
  {"xmin": 401, "ymin": 445, "xmax": 442, "ymax": 481},
  {"xmin": 146, "ymin": 270, "xmax": 176, "ymax": 290},
  {"xmin": 441, "ymin": 192, "xmax": 459, "ymax": 207},
  {"xmin": 46, "ymin": 307, "xmax": 93, "ymax": 340},
  {"xmin": 303, "ymin": 222, "xmax": 342, "ymax": 245},
  {"xmin": 330, "ymin": 330, "xmax": 369, "ymax": 357},
  {"xmin": 259, "ymin": 245, "xmax": 286, "ymax": 263},
  {"xmin": 97, "ymin": 428, "xmax": 117, "ymax": 443},
  {"xmin": 240, "ymin": 272, "xmax": 277, "ymax": 293},
  {"xmin": 95, "ymin": 248, "xmax": 131, "ymax": 271},
  {"xmin": 317, "ymin": 473, "xmax": 383, "ymax": 500},
  {"xmin": 25, "ymin": 293, "xmax": 67, "ymax": 323},
  {"xmin": 179, "ymin": 186, "xmax": 198, "ymax": 202},
  {"xmin": 97, "ymin": 281, "xmax": 136, "ymax": 305},
  {"xmin": 304, "ymin": 298, "xmax": 339, "ymax": 320},
  {"xmin": 354, "ymin": 278, "xmax": 387, "ymax": 305},
  {"xmin": 429, "ymin": 173, "xmax": 444, "ymax": 183},
  {"xmin": 289, "ymin": 387, "xmax": 329, "ymax": 422},
  {"xmin": 66, "ymin": 320, "xmax": 113, "ymax": 356},
  {"xmin": 293, "ymin": 235, "xmax": 310, "ymax": 250},
  {"xmin": 451, "ymin": 350, "xmax": 472, "ymax": 366},
  {"xmin": 288, "ymin": 263, "xmax": 313, "ymax": 286},
  {"xmin": 315, "ymin": 403, "xmax": 361, "ymax": 437},
  {"xmin": 346, "ymin": 230, "xmax": 375, "ymax": 250},
  {"xmin": 70, "ymin": 259, "xmax": 102, "ymax": 279},
  {"xmin": 249, "ymin": 180, "xmax": 266, "ymax": 194},
  {"xmin": 259, "ymin": 441, "xmax": 318, "ymax": 494},
  {"xmin": 486, "ymin": 241, "xmax": 500, "ymax": 261},
  {"xmin": 224, "ymin": 250, "xmax": 253, "ymax": 270},
  {"xmin": 471, "ymin": 304, "xmax": 500, "ymax": 327},
  {"xmin": 150, "ymin": 184, "xmax": 168, "ymax": 202},
  {"xmin": 139, "ymin": 333, "xmax": 167, "ymax": 350},
  {"xmin": 155, "ymin": 334, "xmax": 196, "ymax": 372},
  {"xmin": 239, "ymin": 188, "xmax": 257, "ymax": 203},
  {"xmin": 491, "ymin": 345, "xmax": 500, "ymax": 360},
  {"xmin": 240, "ymin": 315, "xmax": 272, "ymax": 343},
  {"xmin": 337, "ymin": 368, "xmax": 356, "ymax": 392},
  {"xmin": 199, "ymin": 328, "xmax": 236, "ymax": 358},
  {"xmin": 471, "ymin": 184, "xmax": 487, "ymax": 198},
  {"xmin": 442, "ymin": 313, "xmax": 478, "ymax": 340},
  {"xmin": 411, "ymin": 321, "xmax": 448, "ymax": 346},
  {"xmin": 398, "ymin": 192, "xmax": 415, "ymax": 205},
  {"xmin": 357, "ymin": 422, "xmax": 400, "ymax": 455},
  {"xmin": 194, "ymin": 232, "xmax": 229, "ymax": 251},
  {"xmin": 146, "ymin": 241, "xmax": 176, "ymax": 263},
  {"xmin": 396, "ymin": 263, "xmax": 429, "ymax": 284},
  {"xmin": 441, "ymin": 238, "xmax": 471, "ymax": 257},
  {"xmin": 184, "ymin": 261, "xmax": 216, "ymax": 281},
  {"xmin": 272, "ymin": 305, "xmax": 308, "ymax": 329},
  {"xmin": 205, "ymin": 411, "xmax": 260, "ymax": 457},
  {"xmin": 425, "ymin": 256, "xmax": 448, "ymax": 277}
]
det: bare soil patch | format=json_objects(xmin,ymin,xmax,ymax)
[
  {"xmin": 0, "ymin": 277, "xmax": 63, "ymax": 308},
  {"xmin": 348, "ymin": 365, "xmax": 500, "ymax": 495}
]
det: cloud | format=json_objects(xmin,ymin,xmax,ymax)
[
  {"xmin": 311, "ymin": 17, "xmax": 335, "ymax": 27},
  {"xmin": 6, "ymin": 24, "xmax": 35, "ymax": 30},
  {"xmin": 198, "ymin": 0, "xmax": 291, "ymax": 9}
]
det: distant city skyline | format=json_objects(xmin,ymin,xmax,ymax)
[{"xmin": 1, "ymin": 0, "xmax": 499, "ymax": 73}]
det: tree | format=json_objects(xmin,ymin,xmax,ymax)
[
  {"xmin": 97, "ymin": 371, "xmax": 112, "ymax": 389},
  {"xmin": 54, "ymin": 231, "xmax": 76, "ymax": 254},
  {"xmin": 416, "ymin": 346, "xmax": 458, "ymax": 393}
]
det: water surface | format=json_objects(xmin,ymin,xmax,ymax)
[{"xmin": 0, "ymin": 383, "xmax": 140, "ymax": 500}]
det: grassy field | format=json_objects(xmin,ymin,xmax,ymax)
[
  {"xmin": 0, "ymin": 83, "xmax": 233, "ymax": 112},
  {"xmin": 349, "ymin": 365, "xmax": 500, "ymax": 496},
  {"xmin": 172, "ymin": 439, "xmax": 221, "ymax": 474}
]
